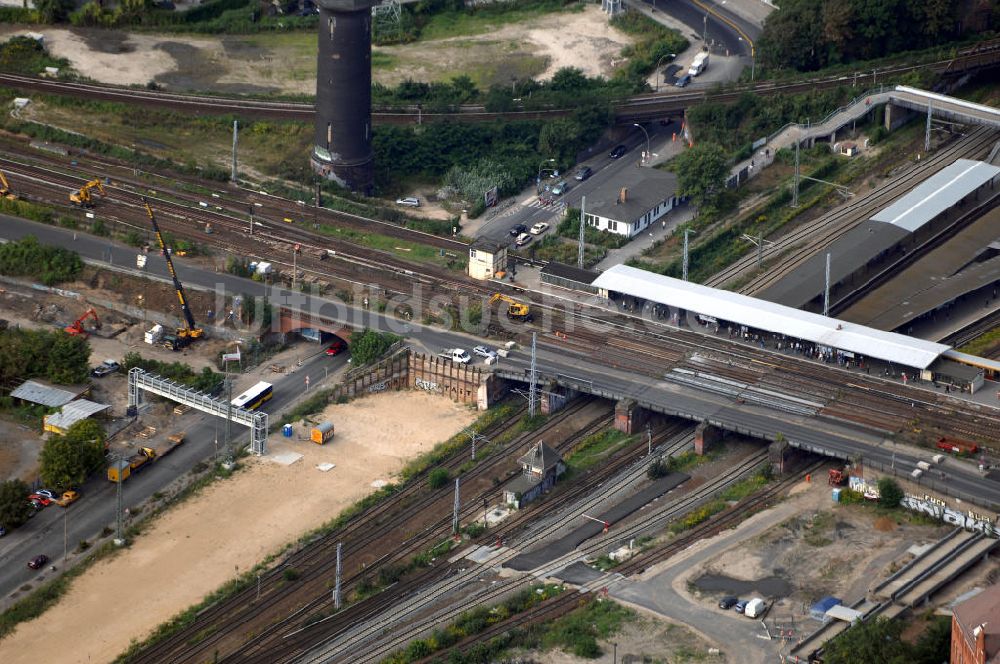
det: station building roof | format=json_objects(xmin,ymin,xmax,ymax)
[
  {"xmin": 870, "ymin": 159, "xmax": 1000, "ymax": 232},
  {"xmin": 591, "ymin": 265, "xmax": 951, "ymax": 370}
]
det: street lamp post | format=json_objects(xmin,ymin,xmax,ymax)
[
  {"xmin": 633, "ymin": 123, "xmax": 650, "ymax": 164},
  {"xmin": 654, "ymin": 54, "xmax": 672, "ymax": 91},
  {"xmin": 536, "ymin": 158, "xmax": 556, "ymax": 193}
]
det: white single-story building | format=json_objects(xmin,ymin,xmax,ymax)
[
  {"xmin": 583, "ymin": 168, "xmax": 681, "ymax": 238},
  {"xmin": 468, "ymin": 239, "xmax": 508, "ymax": 280}
]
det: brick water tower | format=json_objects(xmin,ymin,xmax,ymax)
[{"xmin": 311, "ymin": 0, "xmax": 375, "ymax": 195}]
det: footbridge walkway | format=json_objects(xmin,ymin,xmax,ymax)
[{"xmin": 728, "ymin": 86, "xmax": 1000, "ymax": 186}]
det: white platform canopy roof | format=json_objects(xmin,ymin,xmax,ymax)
[
  {"xmin": 591, "ymin": 265, "xmax": 950, "ymax": 370},
  {"xmin": 870, "ymin": 159, "xmax": 1000, "ymax": 232}
]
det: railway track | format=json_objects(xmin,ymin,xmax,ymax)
[
  {"xmin": 3, "ymin": 38, "xmax": 1000, "ymax": 124},
  {"xmin": 705, "ymin": 127, "xmax": 998, "ymax": 295},
  {"xmin": 326, "ymin": 450, "xmax": 771, "ymax": 664},
  {"xmin": 128, "ymin": 400, "xmax": 616, "ymax": 663}
]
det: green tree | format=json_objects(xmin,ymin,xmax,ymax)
[
  {"xmin": 824, "ymin": 618, "xmax": 912, "ymax": 664},
  {"xmin": 674, "ymin": 142, "xmax": 729, "ymax": 207},
  {"xmin": 39, "ymin": 419, "xmax": 107, "ymax": 488},
  {"xmin": 348, "ymin": 329, "xmax": 401, "ymax": 366},
  {"xmin": 538, "ymin": 118, "xmax": 584, "ymax": 162},
  {"xmin": 0, "ymin": 479, "xmax": 32, "ymax": 528},
  {"xmin": 47, "ymin": 332, "xmax": 91, "ymax": 384},
  {"xmin": 877, "ymin": 477, "xmax": 905, "ymax": 509},
  {"xmin": 33, "ymin": 0, "xmax": 74, "ymax": 22},
  {"xmin": 549, "ymin": 67, "xmax": 590, "ymax": 93}
]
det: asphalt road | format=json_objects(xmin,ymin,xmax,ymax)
[
  {"xmin": 3, "ymin": 214, "xmax": 1000, "ymax": 604},
  {"xmin": 0, "ymin": 341, "xmax": 347, "ymax": 606},
  {"xmin": 477, "ymin": 121, "xmax": 681, "ymax": 242},
  {"xmin": 649, "ymin": 0, "xmax": 760, "ymax": 53}
]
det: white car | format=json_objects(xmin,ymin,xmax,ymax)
[
  {"xmin": 473, "ymin": 345, "xmax": 496, "ymax": 359},
  {"xmin": 396, "ymin": 197, "xmax": 420, "ymax": 207},
  {"xmin": 516, "ymin": 233, "xmax": 532, "ymax": 247},
  {"xmin": 530, "ymin": 222, "xmax": 549, "ymax": 235}
]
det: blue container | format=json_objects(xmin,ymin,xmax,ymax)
[
  {"xmin": 832, "ymin": 488, "xmax": 842, "ymax": 502},
  {"xmin": 282, "ymin": 424, "xmax": 293, "ymax": 438}
]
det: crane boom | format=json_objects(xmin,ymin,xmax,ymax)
[{"xmin": 142, "ymin": 197, "xmax": 202, "ymax": 342}]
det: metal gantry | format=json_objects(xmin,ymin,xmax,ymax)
[
  {"xmin": 128, "ymin": 368, "xmax": 269, "ymax": 455},
  {"xmin": 528, "ymin": 332, "xmax": 538, "ymax": 418}
]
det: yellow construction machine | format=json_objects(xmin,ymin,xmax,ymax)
[
  {"xmin": 69, "ymin": 178, "xmax": 107, "ymax": 207},
  {"xmin": 0, "ymin": 170, "xmax": 16, "ymax": 200},
  {"xmin": 490, "ymin": 293, "xmax": 533, "ymax": 322}
]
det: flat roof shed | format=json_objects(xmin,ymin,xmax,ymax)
[
  {"xmin": 871, "ymin": 159, "xmax": 1000, "ymax": 232},
  {"xmin": 43, "ymin": 399, "xmax": 110, "ymax": 434},
  {"xmin": 592, "ymin": 265, "xmax": 951, "ymax": 370},
  {"xmin": 11, "ymin": 379, "xmax": 89, "ymax": 408}
]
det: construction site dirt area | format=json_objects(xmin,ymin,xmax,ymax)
[
  {"xmin": 0, "ymin": 7, "xmax": 632, "ymax": 94},
  {"xmin": 0, "ymin": 390, "xmax": 478, "ymax": 664},
  {"xmin": 632, "ymin": 478, "xmax": 952, "ymax": 649}
]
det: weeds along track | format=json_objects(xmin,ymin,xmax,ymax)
[
  {"xmin": 317, "ymin": 449, "xmax": 772, "ymax": 664},
  {"xmin": 705, "ymin": 127, "xmax": 998, "ymax": 294},
  {"xmin": 219, "ymin": 405, "xmax": 618, "ymax": 663},
  {"xmin": 128, "ymin": 400, "xmax": 611, "ymax": 663},
  {"xmin": 414, "ymin": 458, "xmax": 826, "ymax": 662}
]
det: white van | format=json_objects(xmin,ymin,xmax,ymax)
[{"xmin": 744, "ymin": 598, "xmax": 767, "ymax": 618}]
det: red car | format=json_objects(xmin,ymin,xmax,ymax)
[
  {"xmin": 28, "ymin": 494, "xmax": 51, "ymax": 507},
  {"xmin": 28, "ymin": 554, "xmax": 48, "ymax": 569},
  {"xmin": 325, "ymin": 340, "xmax": 346, "ymax": 356}
]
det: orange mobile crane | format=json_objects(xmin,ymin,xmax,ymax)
[{"xmin": 143, "ymin": 198, "xmax": 203, "ymax": 349}]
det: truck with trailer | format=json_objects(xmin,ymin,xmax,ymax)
[
  {"xmin": 107, "ymin": 432, "xmax": 185, "ymax": 483},
  {"xmin": 936, "ymin": 437, "xmax": 978, "ymax": 455},
  {"xmin": 688, "ymin": 51, "xmax": 709, "ymax": 76}
]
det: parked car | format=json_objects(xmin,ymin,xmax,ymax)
[
  {"xmin": 744, "ymin": 598, "xmax": 767, "ymax": 618},
  {"xmin": 551, "ymin": 180, "xmax": 569, "ymax": 196},
  {"xmin": 325, "ymin": 339, "xmax": 346, "ymax": 356},
  {"xmin": 509, "ymin": 223, "xmax": 528, "ymax": 237},
  {"xmin": 55, "ymin": 490, "xmax": 80, "ymax": 507},
  {"xmin": 718, "ymin": 596, "xmax": 739, "ymax": 610},
  {"xmin": 395, "ymin": 197, "xmax": 420, "ymax": 207},
  {"xmin": 515, "ymin": 233, "xmax": 532, "ymax": 247},
  {"xmin": 575, "ymin": 166, "xmax": 593, "ymax": 181},
  {"xmin": 675, "ymin": 73, "xmax": 692, "ymax": 88},
  {"xmin": 28, "ymin": 494, "xmax": 51, "ymax": 507},
  {"xmin": 35, "ymin": 489, "xmax": 56, "ymax": 500},
  {"xmin": 609, "ymin": 145, "xmax": 628, "ymax": 159},
  {"xmin": 530, "ymin": 222, "xmax": 549, "ymax": 235},
  {"xmin": 91, "ymin": 360, "xmax": 120, "ymax": 378},
  {"xmin": 473, "ymin": 345, "xmax": 496, "ymax": 359},
  {"xmin": 27, "ymin": 554, "xmax": 48, "ymax": 570},
  {"xmin": 733, "ymin": 600, "xmax": 749, "ymax": 613},
  {"xmin": 0, "ymin": 525, "xmax": 6, "ymax": 537}
]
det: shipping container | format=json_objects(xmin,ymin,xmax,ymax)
[{"xmin": 311, "ymin": 422, "xmax": 335, "ymax": 445}]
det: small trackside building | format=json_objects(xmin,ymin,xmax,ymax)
[
  {"xmin": 503, "ymin": 441, "xmax": 566, "ymax": 509},
  {"xmin": 468, "ymin": 239, "xmax": 509, "ymax": 281},
  {"xmin": 583, "ymin": 168, "xmax": 680, "ymax": 238}
]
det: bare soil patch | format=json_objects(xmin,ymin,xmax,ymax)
[
  {"xmin": 0, "ymin": 6, "xmax": 632, "ymax": 94},
  {"xmin": 0, "ymin": 390, "xmax": 478, "ymax": 663}
]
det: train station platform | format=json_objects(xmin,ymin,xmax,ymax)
[{"xmin": 838, "ymin": 205, "xmax": 1000, "ymax": 332}]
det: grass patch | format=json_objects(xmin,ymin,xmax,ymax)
[
  {"xmin": 311, "ymin": 223, "xmax": 467, "ymax": 271},
  {"xmin": 803, "ymin": 511, "xmax": 836, "ymax": 547},
  {"xmin": 565, "ymin": 429, "xmax": 633, "ymax": 471},
  {"xmin": 958, "ymin": 326, "xmax": 1000, "ymax": 357},
  {"xmin": 418, "ymin": 0, "xmax": 583, "ymax": 41},
  {"xmin": 529, "ymin": 236, "xmax": 605, "ymax": 267},
  {"xmin": 668, "ymin": 470, "xmax": 770, "ymax": 535},
  {"xmin": 540, "ymin": 598, "xmax": 634, "ymax": 658}
]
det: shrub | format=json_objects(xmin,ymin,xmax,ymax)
[
  {"xmin": 283, "ymin": 568, "xmax": 300, "ymax": 582},
  {"xmin": 428, "ymin": 467, "xmax": 450, "ymax": 490}
]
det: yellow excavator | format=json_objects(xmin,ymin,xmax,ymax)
[
  {"xmin": 0, "ymin": 170, "xmax": 16, "ymax": 200},
  {"xmin": 69, "ymin": 178, "xmax": 107, "ymax": 207},
  {"xmin": 490, "ymin": 293, "xmax": 533, "ymax": 322}
]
